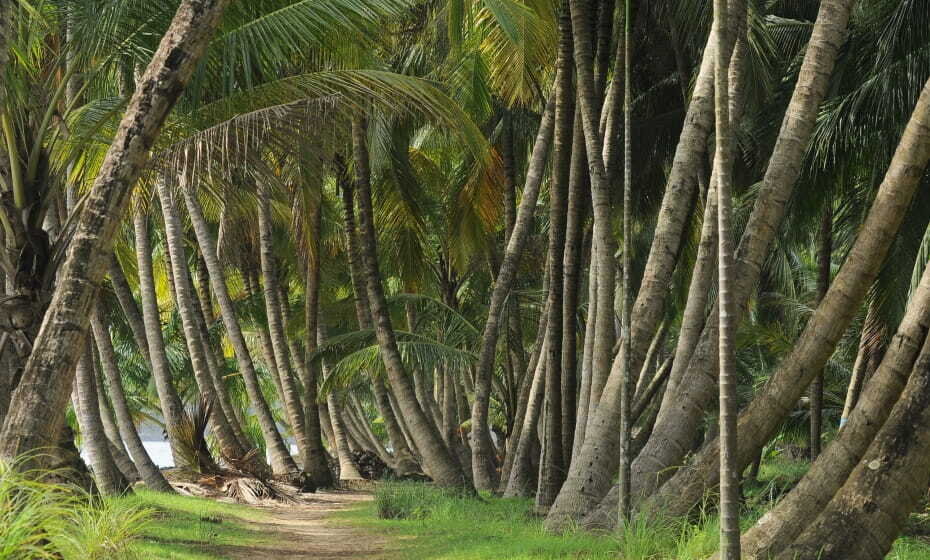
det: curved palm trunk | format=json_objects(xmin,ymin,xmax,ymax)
[
  {"xmin": 504, "ymin": 336, "xmax": 549, "ymax": 498},
  {"xmin": 256, "ymin": 184, "xmax": 312, "ymax": 471},
  {"xmin": 471, "ymin": 93, "xmax": 558, "ymax": 490},
  {"xmin": 179, "ymin": 182, "xmax": 298, "ymax": 475},
  {"xmin": 0, "ymin": 0, "xmax": 231, "ymax": 462},
  {"xmin": 649, "ymin": 73, "xmax": 930, "ymax": 518},
  {"xmin": 133, "ymin": 209, "xmax": 189, "ymax": 467},
  {"xmin": 74, "ymin": 344, "xmax": 130, "ymax": 495},
  {"xmin": 621, "ymin": 0, "xmax": 855, "ymax": 512},
  {"xmin": 351, "ymin": 117, "xmax": 466, "ymax": 488},
  {"xmin": 91, "ymin": 308, "xmax": 174, "ymax": 492},
  {"xmin": 156, "ymin": 178, "xmax": 261, "ymax": 473},
  {"xmin": 773, "ymin": 333, "xmax": 930, "ymax": 560},
  {"xmin": 338, "ymin": 170, "xmax": 420, "ymax": 475},
  {"xmin": 93, "ymin": 360, "xmax": 140, "ymax": 483}
]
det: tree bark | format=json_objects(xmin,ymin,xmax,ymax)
[
  {"xmin": 810, "ymin": 203, "xmax": 833, "ymax": 459},
  {"xmin": 180, "ymin": 181, "xmax": 298, "ymax": 475},
  {"xmin": 650, "ymin": 73, "xmax": 930, "ymax": 519},
  {"xmin": 0, "ymin": 0, "xmax": 231, "ymax": 463},
  {"xmin": 74, "ymin": 343, "xmax": 130, "ymax": 495},
  {"xmin": 91, "ymin": 306, "xmax": 174, "ymax": 492},
  {"xmin": 352, "ymin": 117, "xmax": 466, "ymax": 488}
]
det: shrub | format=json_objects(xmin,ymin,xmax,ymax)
[{"xmin": 0, "ymin": 457, "xmax": 151, "ymax": 560}]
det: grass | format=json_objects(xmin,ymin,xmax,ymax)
[
  {"xmin": 337, "ymin": 474, "xmax": 930, "ymax": 560},
  {"xmin": 118, "ymin": 489, "xmax": 270, "ymax": 559}
]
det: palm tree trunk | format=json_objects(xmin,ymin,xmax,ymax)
[
  {"xmin": 296, "ymin": 245, "xmax": 335, "ymax": 487},
  {"xmin": 840, "ymin": 304, "xmax": 882, "ymax": 427},
  {"xmin": 156, "ymin": 178, "xmax": 260, "ymax": 473},
  {"xmin": 91, "ymin": 307, "xmax": 174, "ymax": 492},
  {"xmin": 809, "ymin": 203, "xmax": 832, "ymax": 459},
  {"xmin": 622, "ymin": 0, "xmax": 855, "ymax": 513},
  {"xmin": 773, "ymin": 333, "xmax": 930, "ymax": 560},
  {"xmin": 351, "ymin": 117, "xmax": 466, "ymax": 488},
  {"xmin": 712, "ymin": 0, "xmax": 739, "ymax": 556},
  {"xmin": 74, "ymin": 343, "xmax": 130, "ymax": 495},
  {"xmin": 0, "ymin": 0, "xmax": 231, "ymax": 463},
  {"xmin": 649, "ymin": 73, "xmax": 930, "ymax": 519},
  {"xmin": 133, "ymin": 209, "xmax": 189, "ymax": 467},
  {"xmin": 179, "ymin": 181, "xmax": 298, "ymax": 475},
  {"xmin": 536, "ymin": 1, "xmax": 574, "ymax": 509},
  {"xmin": 93, "ymin": 359, "xmax": 140, "ymax": 482},
  {"xmin": 337, "ymin": 165, "xmax": 420, "ymax": 475},
  {"xmin": 108, "ymin": 254, "xmax": 151, "ymax": 364},
  {"xmin": 256, "ymin": 183, "xmax": 312, "ymax": 471},
  {"xmin": 504, "ymin": 336, "xmax": 549, "ymax": 498}
]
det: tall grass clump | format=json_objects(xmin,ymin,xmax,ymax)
[
  {"xmin": 0, "ymin": 457, "xmax": 151, "ymax": 559},
  {"xmin": 375, "ymin": 481, "xmax": 469, "ymax": 519}
]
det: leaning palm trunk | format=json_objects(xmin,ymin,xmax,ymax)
[
  {"xmin": 773, "ymin": 332, "xmax": 930, "ymax": 560},
  {"xmin": 91, "ymin": 307, "xmax": 174, "ymax": 492},
  {"xmin": 470, "ymin": 94, "xmax": 557, "ymax": 491},
  {"xmin": 256, "ymin": 183, "xmax": 313, "ymax": 470},
  {"xmin": 156, "ymin": 178, "xmax": 261, "ymax": 474},
  {"xmin": 180, "ymin": 182, "xmax": 298, "ymax": 475},
  {"xmin": 618, "ymin": 0, "xmax": 856, "ymax": 513},
  {"xmin": 337, "ymin": 173, "xmax": 420, "ymax": 475},
  {"xmin": 133, "ymin": 209, "xmax": 189, "ymax": 467},
  {"xmin": 544, "ymin": 6, "xmax": 722, "ymax": 528},
  {"xmin": 352, "ymin": 117, "xmax": 466, "ymax": 488},
  {"xmin": 0, "ymin": 0, "xmax": 231, "ymax": 463},
  {"xmin": 93, "ymin": 361, "xmax": 140, "ymax": 483},
  {"xmin": 648, "ymin": 73, "xmax": 930, "ymax": 519},
  {"xmin": 74, "ymin": 345, "xmax": 130, "ymax": 495},
  {"xmin": 504, "ymin": 336, "xmax": 549, "ymax": 498}
]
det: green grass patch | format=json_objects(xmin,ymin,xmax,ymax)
[{"xmin": 118, "ymin": 490, "xmax": 269, "ymax": 559}]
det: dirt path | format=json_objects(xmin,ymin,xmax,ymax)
[{"xmin": 220, "ymin": 490, "xmax": 393, "ymax": 559}]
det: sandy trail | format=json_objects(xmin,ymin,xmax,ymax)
[{"xmin": 220, "ymin": 490, "xmax": 392, "ymax": 559}]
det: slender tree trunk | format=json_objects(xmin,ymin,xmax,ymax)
[
  {"xmin": 133, "ymin": 209, "xmax": 189, "ymax": 467},
  {"xmin": 256, "ymin": 183, "xmax": 312, "ymax": 471},
  {"xmin": 156, "ymin": 178, "xmax": 259, "ymax": 472},
  {"xmin": 504, "ymin": 336, "xmax": 549, "ymax": 498},
  {"xmin": 352, "ymin": 118, "xmax": 466, "ymax": 488},
  {"xmin": 712, "ymin": 0, "xmax": 739, "ymax": 556},
  {"xmin": 299, "ymin": 217, "xmax": 335, "ymax": 486},
  {"xmin": 74, "ymin": 344, "xmax": 130, "ymax": 495},
  {"xmin": 108, "ymin": 255, "xmax": 151, "ymax": 364},
  {"xmin": 809, "ymin": 203, "xmax": 832, "ymax": 459},
  {"xmin": 471, "ymin": 92, "xmax": 557, "ymax": 490},
  {"xmin": 337, "ymin": 167, "xmax": 420, "ymax": 475},
  {"xmin": 573, "ymin": 241, "xmax": 597, "ymax": 456},
  {"xmin": 537, "ymin": 2, "xmax": 574, "ymax": 509},
  {"xmin": 180, "ymin": 181, "xmax": 298, "ymax": 475},
  {"xmin": 0, "ymin": 0, "xmax": 231, "ymax": 463},
  {"xmin": 91, "ymin": 307, "xmax": 174, "ymax": 492},
  {"xmin": 650, "ymin": 73, "xmax": 930, "ymax": 519},
  {"xmin": 93, "ymin": 359, "xmax": 140, "ymax": 482}
]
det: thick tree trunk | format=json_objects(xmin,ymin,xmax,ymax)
[
  {"xmin": 91, "ymin": 307, "xmax": 174, "ymax": 492},
  {"xmin": 649, "ymin": 74, "xmax": 930, "ymax": 518},
  {"xmin": 774, "ymin": 332, "xmax": 930, "ymax": 560},
  {"xmin": 74, "ymin": 344, "xmax": 130, "ymax": 495},
  {"xmin": 180, "ymin": 182, "xmax": 298, "ymax": 475},
  {"xmin": 0, "ymin": 0, "xmax": 231, "ymax": 463},
  {"xmin": 352, "ymin": 117, "xmax": 466, "ymax": 488}
]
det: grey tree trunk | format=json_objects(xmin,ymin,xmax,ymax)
[
  {"xmin": 179, "ymin": 181, "xmax": 298, "ymax": 475},
  {"xmin": 91, "ymin": 307, "xmax": 174, "ymax": 492},
  {"xmin": 352, "ymin": 117, "xmax": 466, "ymax": 488}
]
